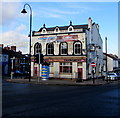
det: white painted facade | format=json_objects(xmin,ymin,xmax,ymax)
[
  {"xmin": 103, "ymin": 53, "xmax": 119, "ymax": 72},
  {"xmin": 31, "ymin": 18, "xmax": 103, "ymax": 80}
]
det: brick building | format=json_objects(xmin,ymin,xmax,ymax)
[{"xmin": 0, "ymin": 45, "xmax": 29, "ymax": 76}]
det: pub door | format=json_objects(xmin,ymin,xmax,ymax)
[{"xmin": 78, "ymin": 68, "xmax": 82, "ymax": 79}]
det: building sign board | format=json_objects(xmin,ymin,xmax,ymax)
[
  {"xmin": 57, "ymin": 35, "xmax": 78, "ymax": 42},
  {"xmin": 38, "ymin": 35, "xmax": 78, "ymax": 43},
  {"xmin": 45, "ymin": 59, "xmax": 86, "ymax": 62},
  {"xmin": 38, "ymin": 36, "xmax": 57, "ymax": 43}
]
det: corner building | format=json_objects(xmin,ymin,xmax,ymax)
[{"xmin": 31, "ymin": 18, "xmax": 103, "ymax": 80}]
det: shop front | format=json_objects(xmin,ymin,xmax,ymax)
[{"xmin": 44, "ymin": 56, "xmax": 86, "ymax": 80}]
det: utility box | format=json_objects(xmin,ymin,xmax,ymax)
[{"xmin": 41, "ymin": 66, "xmax": 49, "ymax": 80}]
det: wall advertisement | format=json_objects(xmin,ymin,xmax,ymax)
[{"xmin": 38, "ymin": 35, "xmax": 78, "ymax": 43}]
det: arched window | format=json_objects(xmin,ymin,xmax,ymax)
[
  {"xmin": 47, "ymin": 43, "xmax": 54, "ymax": 55},
  {"xmin": 60, "ymin": 42, "xmax": 68, "ymax": 55},
  {"xmin": 56, "ymin": 28, "xmax": 58, "ymax": 32},
  {"xmin": 74, "ymin": 41, "xmax": 82, "ymax": 55},
  {"xmin": 34, "ymin": 42, "xmax": 41, "ymax": 54},
  {"xmin": 69, "ymin": 28, "xmax": 73, "ymax": 31},
  {"xmin": 54, "ymin": 27, "xmax": 59, "ymax": 33}
]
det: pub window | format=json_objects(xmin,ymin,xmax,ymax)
[
  {"xmin": 34, "ymin": 42, "xmax": 42, "ymax": 55},
  {"xmin": 68, "ymin": 26, "xmax": 74, "ymax": 32},
  {"xmin": 49, "ymin": 62, "xmax": 54, "ymax": 67},
  {"xmin": 60, "ymin": 62, "xmax": 72, "ymax": 73},
  {"xmin": 47, "ymin": 43, "xmax": 54, "ymax": 55},
  {"xmin": 74, "ymin": 41, "xmax": 82, "ymax": 55},
  {"xmin": 42, "ymin": 29, "xmax": 46, "ymax": 33},
  {"xmin": 55, "ymin": 27, "xmax": 59, "ymax": 32},
  {"xmin": 69, "ymin": 28, "xmax": 72, "ymax": 31},
  {"xmin": 60, "ymin": 42, "xmax": 68, "ymax": 55}
]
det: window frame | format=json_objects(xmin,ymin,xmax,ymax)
[
  {"xmin": 73, "ymin": 41, "xmax": 82, "ymax": 55},
  {"xmin": 47, "ymin": 43, "xmax": 54, "ymax": 55},
  {"xmin": 34, "ymin": 42, "xmax": 42, "ymax": 55},
  {"xmin": 60, "ymin": 42, "xmax": 68, "ymax": 55},
  {"xmin": 60, "ymin": 62, "xmax": 72, "ymax": 73}
]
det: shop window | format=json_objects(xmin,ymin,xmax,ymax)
[
  {"xmin": 34, "ymin": 42, "xmax": 42, "ymax": 54},
  {"xmin": 60, "ymin": 62, "xmax": 72, "ymax": 73},
  {"xmin": 47, "ymin": 43, "xmax": 54, "ymax": 55},
  {"xmin": 49, "ymin": 62, "xmax": 54, "ymax": 67},
  {"xmin": 60, "ymin": 42, "xmax": 68, "ymax": 55},
  {"xmin": 74, "ymin": 41, "xmax": 82, "ymax": 55}
]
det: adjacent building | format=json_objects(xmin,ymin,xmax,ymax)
[
  {"xmin": 103, "ymin": 53, "xmax": 119, "ymax": 73},
  {"xmin": 31, "ymin": 17, "xmax": 103, "ymax": 80},
  {"xmin": 1, "ymin": 44, "xmax": 29, "ymax": 76}
]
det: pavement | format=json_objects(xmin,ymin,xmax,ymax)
[{"xmin": 4, "ymin": 76, "xmax": 120, "ymax": 86}]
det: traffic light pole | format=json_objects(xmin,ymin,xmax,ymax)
[
  {"xmin": 38, "ymin": 53, "xmax": 41, "ymax": 82},
  {"xmin": 92, "ymin": 68, "xmax": 95, "ymax": 84}
]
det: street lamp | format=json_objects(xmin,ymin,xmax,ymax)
[{"xmin": 21, "ymin": 3, "xmax": 32, "ymax": 82}]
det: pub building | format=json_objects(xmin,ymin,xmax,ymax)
[{"xmin": 31, "ymin": 17, "xmax": 104, "ymax": 80}]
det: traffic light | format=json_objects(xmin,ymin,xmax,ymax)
[
  {"xmin": 34, "ymin": 54, "xmax": 39, "ymax": 63},
  {"xmin": 34, "ymin": 54, "xmax": 44, "ymax": 64}
]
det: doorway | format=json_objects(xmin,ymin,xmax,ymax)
[{"xmin": 78, "ymin": 68, "xmax": 82, "ymax": 79}]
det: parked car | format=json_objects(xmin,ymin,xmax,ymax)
[
  {"xmin": 22, "ymin": 71, "xmax": 29, "ymax": 79},
  {"xmin": 105, "ymin": 73, "xmax": 118, "ymax": 81},
  {"xmin": 116, "ymin": 73, "xmax": 120, "ymax": 79}
]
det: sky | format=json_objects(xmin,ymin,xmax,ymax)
[{"xmin": 0, "ymin": 1, "xmax": 119, "ymax": 56}]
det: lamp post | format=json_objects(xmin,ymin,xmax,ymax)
[{"xmin": 21, "ymin": 3, "xmax": 32, "ymax": 82}]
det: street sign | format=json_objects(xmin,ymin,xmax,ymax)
[{"xmin": 91, "ymin": 62, "xmax": 96, "ymax": 68}]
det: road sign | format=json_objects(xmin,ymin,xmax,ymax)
[{"xmin": 91, "ymin": 62, "xmax": 96, "ymax": 68}]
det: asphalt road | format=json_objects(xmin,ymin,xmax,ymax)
[{"xmin": 2, "ymin": 79, "xmax": 120, "ymax": 118}]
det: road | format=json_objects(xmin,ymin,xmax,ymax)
[{"xmin": 2, "ymin": 79, "xmax": 120, "ymax": 118}]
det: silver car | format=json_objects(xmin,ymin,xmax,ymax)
[{"xmin": 105, "ymin": 73, "xmax": 117, "ymax": 81}]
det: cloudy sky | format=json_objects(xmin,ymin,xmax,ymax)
[{"xmin": 0, "ymin": 1, "xmax": 119, "ymax": 56}]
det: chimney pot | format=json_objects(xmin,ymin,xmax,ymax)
[{"xmin": 11, "ymin": 46, "xmax": 16, "ymax": 52}]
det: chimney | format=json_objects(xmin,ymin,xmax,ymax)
[
  {"xmin": 4, "ymin": 46, "xmax": 10, "ymax": 50},
  {"xmin": 11, "ymin": 46, "xmax": 16, "ymax": 52},
  {"xmin": 96, "ymin": 24, "xmax": 99, "ymax": 31},
  {"xmin": 0, "ymin": 44, "xmax": 4, "ymax": 48},
  {"xmin": 88, "ymin": 17, "xmax": 92, "ymax": 29}
]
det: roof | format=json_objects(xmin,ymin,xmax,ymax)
[
  {"xmin": 38, "ymin": 24, "xmax": 88, "ymax": 32},
  {"xmin": 1, "ymin": 48, "xmax": 22, "ymax": 57},
  {"xmin": 103, "ymin": 53, "xmax": 118, "ymax": 60}
]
